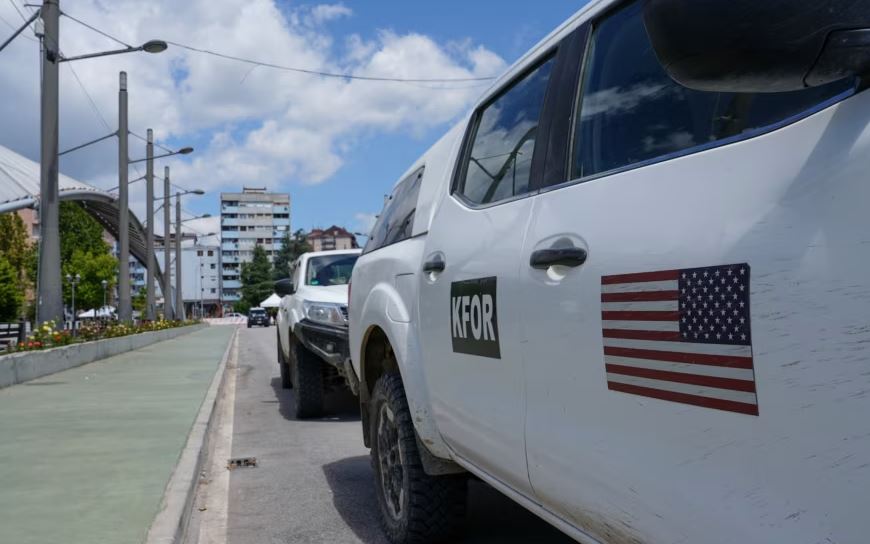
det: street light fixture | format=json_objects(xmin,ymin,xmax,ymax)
[
  {"xmin": 101, "ymin": 279, "xmax": 108, "ymax": 313},
  {"xmin": 36, "ymin": 0, "xmax": 169, "ymax": 325}
]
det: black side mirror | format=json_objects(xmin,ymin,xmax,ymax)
[
  {"xmin": 643, "ymin": 0, "xmax": 870, "ymax": 92},
  {"xmin": 274, "ymin": 278, "xmax": 295, "ymax": 297}
]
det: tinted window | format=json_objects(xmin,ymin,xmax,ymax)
[
  {"xmin": 306, "ymin": 254, "xmax": 358, "ymax": 286},
  {"xmin": 574, "ymin": 1, "xmax": 854, "ymax": 178},
  {"xmin": 364, "ymin": 167, "xmax": 424, "ymax": 254},
  {"xmin": 457, "ymin": 57, "xmax": 555, "ymax": 205}
]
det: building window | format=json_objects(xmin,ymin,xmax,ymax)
[
  {"xmin": 207, "ymin": 250, "xmax": 213, "ymax": 256},
  {"xmin": 197, "ymin": 250, "xmax": 203, "ymax": 257}
]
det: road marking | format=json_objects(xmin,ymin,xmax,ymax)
[{"xmin": 195, "ymin": 334, "xmax": 238, "ymax": 544}]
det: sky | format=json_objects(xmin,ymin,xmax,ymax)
[{"xmin": 0, "ymin": 1, "xmax": 581, "ymax": 241}]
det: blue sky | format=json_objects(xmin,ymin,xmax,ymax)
[
  {"xmin": 0, "ymin": 1, "xmax": 582, "ymax": 238},
  {"xmin": 173, "ymin": 1, "xmax": 581, "ymax": 234}
]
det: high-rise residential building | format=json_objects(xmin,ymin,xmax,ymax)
[{"xmin": 220, "ymin": 187, "xmax": 291, "ymax": 309}]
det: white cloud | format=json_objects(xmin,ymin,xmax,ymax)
[
  {"xmin": 308, "ymin": 4, "xmax": 353, "ymax": 25},
  {"xmin": 353, "ymin": 212, "xmax": 378, "ymax": 235},
  {"xmin": 0, "ymin": 0, "xmax": 505, "ymax": 226}
]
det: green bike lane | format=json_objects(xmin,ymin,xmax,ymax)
[{"xmin": 0, "ymin": 325, "xmax": 235, "ymax": 544}]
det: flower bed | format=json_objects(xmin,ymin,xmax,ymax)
[{"xmin": 11, "ymin": 319, "xmax": 200, "ymax": 352}]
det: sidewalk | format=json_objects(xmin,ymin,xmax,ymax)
[{"xmin": 0, "ymin": 325, "xmax": 235, "ymax": 544}]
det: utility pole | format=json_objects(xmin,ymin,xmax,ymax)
[
  {"xmin": 175, "ymin": 192, "xmax": 183, "ymax": 320},
  {"xmin": 145, "ymin": 129, "xmax": 155, "ymax": 320},
  {"xmin": 163, "ymin": 166, "xmax": 173, "ymax": 319},
  {"xmin": 117, "ymin": 72, "xmax": 131, "ymax": 322},
  {"xmin": 36, "ymin": 0, "xmax": 62, "ymax": 325}
]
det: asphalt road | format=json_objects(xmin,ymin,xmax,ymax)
[{"xmin": 224, "ymin": 326, "xmax": 575, "ymax": 544}]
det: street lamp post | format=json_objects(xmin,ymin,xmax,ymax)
[
  {"xmin": 117, "ymin": 72, "xmax": 131, "ymax": 322},
  {"xmin": 145, "ymin": 129, "xmax": 155, "ymax": 321},
  {"xmin": 35, "ymin": 0, "xmax": 167, "ymax": 325},
  {"xmin": 175, "ymin": 192, "xmax": 183, "ymax": 320},
  {"xmin": 37, "ymin": 0, "xmax": 61, "ymax": 326},
  {"xmin": 101, "ymin": 279, "xmax": 108, "ymax": 317},
  {"xmin": 66, "ymin": 273, "xmax": 80, "ymax": 334},
  {"xmin": 163, "ymin": 167, "xmax": 172, "ymax": 320}
]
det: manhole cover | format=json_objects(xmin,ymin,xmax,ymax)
[{"xmin": 227, "ymin": 457, "xmax": 257, "ymax": 469}]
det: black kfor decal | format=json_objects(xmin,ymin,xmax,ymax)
[{"xmin": 450, "ymin": 277, "xmax": 500, "ymax": 359}]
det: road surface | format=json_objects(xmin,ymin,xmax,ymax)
[{"xmin": 202, "ymin": 325, "xmax": 575, "ymax": 544}]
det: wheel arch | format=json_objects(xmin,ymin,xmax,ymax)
[{"xmin": 358, "ymin": 322, "xmax": 452, "ymax": 460}]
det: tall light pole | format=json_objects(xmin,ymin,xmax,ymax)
[
  {"xmin": 101, "ymin": 279, "xmax": 108, "ymax": 313},
  {"xmin": 163, "ymin": 166, "xmax": 172, "ymax": 319},
  {"xmin": 117, "ymin": 72, "xmax": 131, "ymax": 322},
  {"xmin": 66, "ymin": 273, "xmax": 80, "ymax": 333},
  {"xmin": 35, "ymin": 0, "xmax": 168, "ymax": 325},
  {"xmin": 37, "ymin": 0, "xmax": 61, "ymax": 325},
  {"xmin": 144, "ymin": 129, "xmax": 155, "ymax": 320},
  {"xmin": 175, "ymin": 192, "xmax": 183, "ymax": 320}
]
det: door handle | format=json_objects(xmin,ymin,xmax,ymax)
[
  {"xmin": 423, "ymin": 258, "xmax": 445, "ymax": 273},
  {"xmin": 529, "ymin": 247, "xmax": 587, "ymax": 269}
]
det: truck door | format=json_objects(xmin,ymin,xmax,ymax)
[
  {"xmin": 519, "ymin": 2, "xmax": 865, "ymax": 542},
  {"xmin": 417, "ymin": 53, "xmax": 559, "ymax": 496}
]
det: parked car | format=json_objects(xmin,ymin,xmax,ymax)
[
  {"xmin": 275, "ymin": 249, "xmax": 362, "ymax": 418},
  {"xmin": 247, "ymin": 307, "xmax": 269, "ymax": 328},
  {"xmin": 224, "ymin": 312, "xmax": 245, "ymax": 319},
  {"xmin": 347, "ymin": 0, "xmax": 870, "ymax": 542}
]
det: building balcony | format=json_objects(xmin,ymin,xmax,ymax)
[
  {"xmin": 222, "ymin": 279, "xmax": 241, "ymax": 289},
  {"xmin": 221, "ymin": 205, "xmax": 239, "ymax": 213},
  {"xmin": 221, "ymin": 231, "xmax": 239, "ymax": 238}
]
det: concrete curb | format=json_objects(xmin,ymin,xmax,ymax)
[
  {"xmin": 0, "ymin": 324, "xmax": 208, "ymax": 389},
  {"xmin": 145, "ymin": 327, "xmax": 238, "ymax": 544}
]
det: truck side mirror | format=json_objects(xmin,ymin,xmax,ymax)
[
  {"xmin": 274, "ymin": 278, "xmax": 295, "ymax": 297},
  {"xmin": 643, "ymin": 0, "xmax": 870, "ymax": 92}
]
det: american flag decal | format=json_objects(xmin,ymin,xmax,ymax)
[{"xmin": 601, "ymin": 263, "xmax": 758, "ymax": 416}]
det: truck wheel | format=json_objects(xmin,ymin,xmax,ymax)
[
  {"xmin": 370, "ymin": 372, "xmax": 467, "ymax": 544},
  {"xmin": 293, "ymin": 343, "xmax": 324, "ymax": 419},
  {"xmin": 278, "ymin": 337, "xmax": 292, "ymax": 389}
]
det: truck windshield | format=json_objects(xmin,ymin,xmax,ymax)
[{"xmin": 306, "ymin": 255, "xmax": 358, "ymax": 286}]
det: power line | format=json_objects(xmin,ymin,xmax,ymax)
[
  {"xmin": 167, "ymin": 41, "xmax": 497, "ymax": 83},
  {"xmin": 58, "ymin": 9, "xmax": 498, "ymax": 84},
  {"xmin": 129, "ymin": 130, "xmax": 176, "ymax": 155},
  {"xmin": 60, "ymin": 10, "xmax": 131, "ymax": 49},
  {"xmin": 0, "ymin": 4, "xmax": 37, "ymax": 42}
]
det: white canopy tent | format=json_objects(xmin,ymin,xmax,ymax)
[
  {"xmin": 260, "ymin": 293, "xmax": 282, "ymax": 308},
  {"xmin": 78, "ymin": 306, "xmax": 115, "ymax": 319}
]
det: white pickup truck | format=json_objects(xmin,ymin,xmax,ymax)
[
  {"xmin": 347, "ymin": 0, "xmax": 870, "ymax": 542},
  {"xmin": 275, "ymin": 249, "xmax": 361, "ymax": 418}
]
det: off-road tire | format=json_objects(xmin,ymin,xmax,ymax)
[
  {"xmin": 292, "ymin": 342, "xmax": 324, "ymax": 419},
  {"xmin": 370, "ymin": 372, "xmax": 467, "ymax": 544},
  {"xmin": 278, "ymin": 336, "xmax": 292, "ymax": 389}
]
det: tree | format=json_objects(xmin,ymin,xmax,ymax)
[
  {"xmin": 0, "ymin": 257, "xmax": 23, "ymax": 321},
  {"xmin": 0, "ymin": 213, "xmax": 32, "ymax": 281},
  {"xmin": 241, "ymin": 245, "xmax": 273, "ymax": 308},
  {"xmin": 272, "ymin": 229, "xmax": 311, "ymax": 280},
  {"xmin": 59, "ymin": 202, "xmax": 109, "ymax": 265},
  {"xmin": 62, "ymin": 250, "xmax": 117, "ymax": 311}
]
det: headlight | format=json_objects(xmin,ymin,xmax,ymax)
[{"xmin": 303, "ymin": 301, "xmax": 347, "ymax": 326}]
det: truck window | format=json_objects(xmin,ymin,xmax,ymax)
[
  {"xmin": 573, "ymin": 0, "xmax": 855, "ymax": 179},
  {"xmin": 306, "ymin": 254, "xmax": 359, "ymax": 286},
  {"xmin": 363, "ymin": 167, "xmax": 424, "ymax": 254},
  {"xmin": 456, "ymin": 56, "xmax": 555, "ymax": 205}
]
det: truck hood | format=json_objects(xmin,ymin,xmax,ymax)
[{"xmin": 298, "ymin": 284, "xmax": 349, "ymax": 305}]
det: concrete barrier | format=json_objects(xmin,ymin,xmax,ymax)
[{"xmin": 0, "ymin": 324, "xmax": 208, "ymax": 389}]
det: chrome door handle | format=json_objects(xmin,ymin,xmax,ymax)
[{"xmin": 529, "ymin": 247, "xmax": 587, "ymax": 269}]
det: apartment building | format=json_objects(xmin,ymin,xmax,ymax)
[
  {"xmin": 220, "ymin": 187, "xmax": 291, "ymax": 308},
  {"xmin": 306, "ymin": 225, "xmax": 358, "ymax": 252}
]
